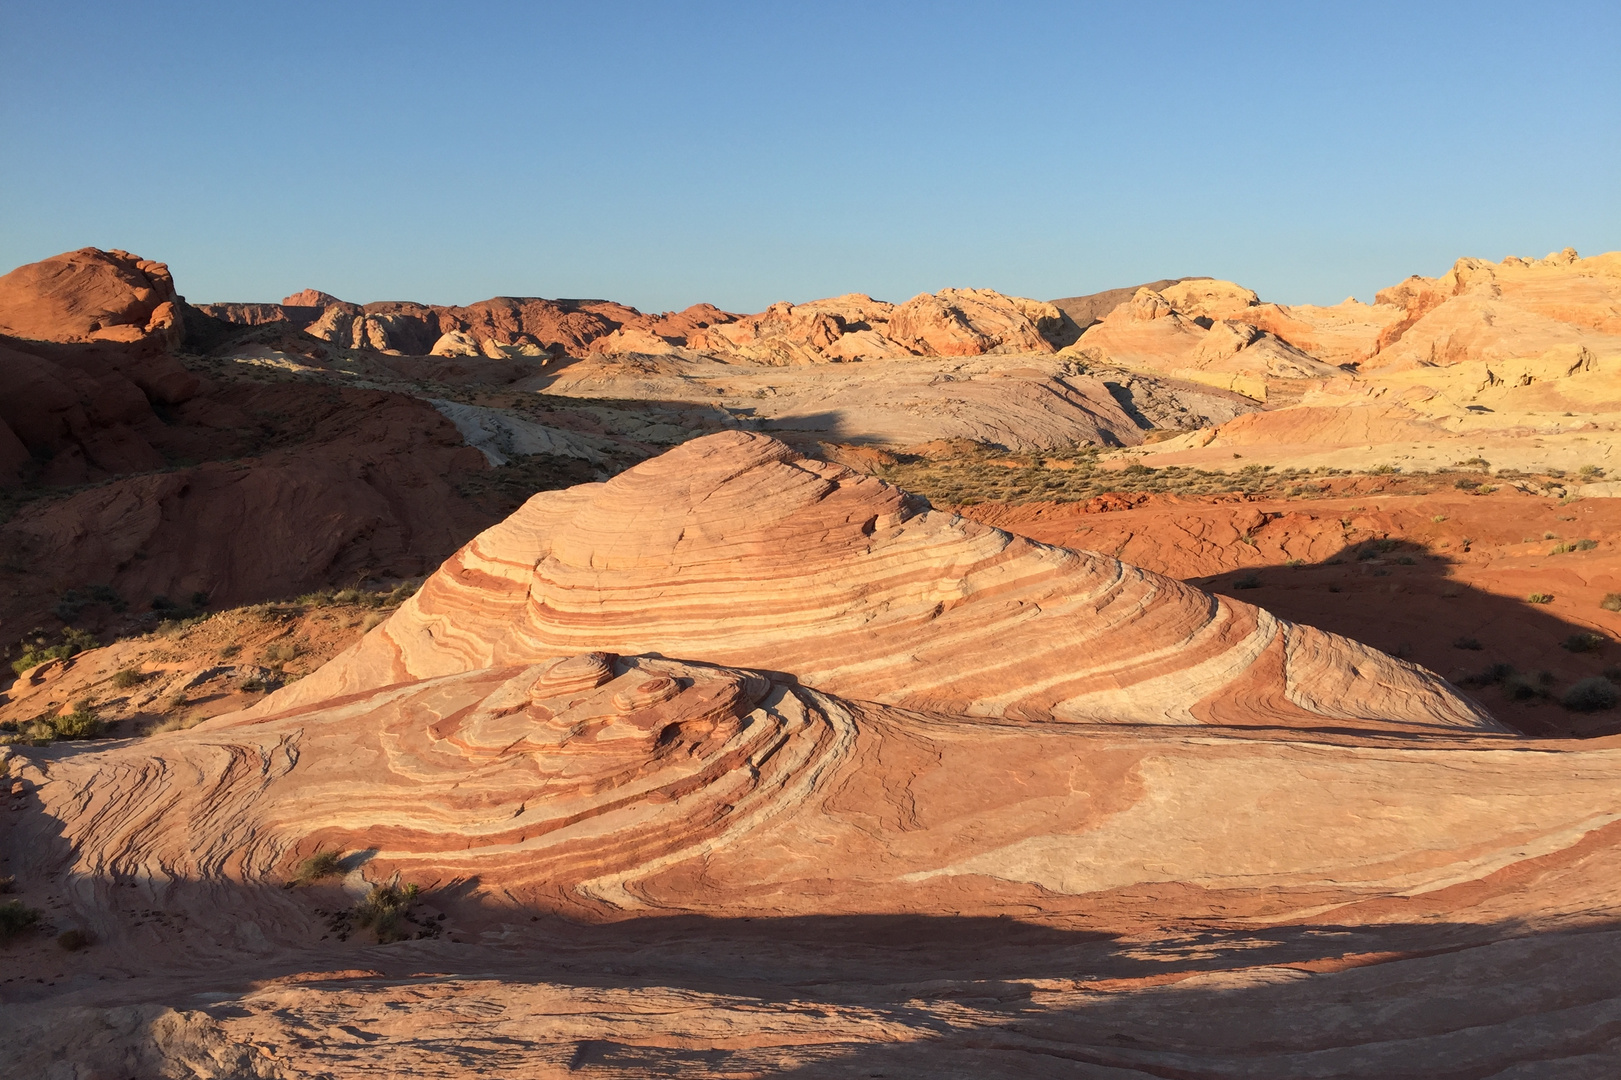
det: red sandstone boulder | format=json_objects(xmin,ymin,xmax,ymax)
[{"xmin": 0, "ymin": 247, "xmax": 185, "ymax": 350}]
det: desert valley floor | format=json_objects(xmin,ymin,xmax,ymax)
[{"xmin": 1, "ymin": 246, "xmax": 1620, "ymax": 1076}]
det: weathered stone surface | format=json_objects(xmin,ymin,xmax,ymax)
[
  {"xmin": 0, "ymin": 247, "xmax": 184, "ymax": 349},
  {"xmin": 279, "ymin": 432, "xmax": 1490, "ymax": 733}
]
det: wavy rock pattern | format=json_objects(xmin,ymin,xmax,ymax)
[
  {"xmin": 14, "ymin": 654, "xmax": 1619, "ymax": 930},
  {"xmin": 9, "ymin": 432, "xmax": 1621, "ymax": 1077},
  {"xmin": 280, "ymin": 431, "xmax": 1494, "ymax": 734}
]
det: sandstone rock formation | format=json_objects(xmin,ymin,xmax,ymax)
[
  {"xmin": 5, "ymin": 433, "xmax": 1621, "ymax": 1076},
  {"xmin": 0, "ymin": 250, "xmax": 536, "ymax": 646},
  {"xmin": 1064, "ymin": 283, "xmax": 1344, "ymax": 387},
  {"xmin": 277, "ymin": 432, "xmax": 1491, "ymax": 734},
  {"xmin": 1367, "ymin": 248, "xmax": 1621, "ymax": 370},
  {"xmin": 0, "ymin": 248, "xmax": 184, "ymax": 349},
  {"xmin": 0, "ymin": 249, "xmax": 208, "ymax": 487}
]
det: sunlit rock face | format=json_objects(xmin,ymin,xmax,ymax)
[{"xmin": 278, "ymin": 431, "xmax": 1494, "ymax": 734}]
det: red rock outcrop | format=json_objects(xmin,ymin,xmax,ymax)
[
  {"xmin": 280, "ymin": 431, "xmax": 1490, "ymax": 733},
  {"xmin": 0, "ymin": 382, "xmax": 493, "ymax": 642},
  {"xmin": 0, "ymin": 248, "xmax": 184, "ymax": 350},
  {"xmin": 10, "ymin": 430, "xmax": 1621, "ymax": 1077}
]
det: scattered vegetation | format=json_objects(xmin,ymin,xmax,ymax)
[
  {"xmin": 2, "ymin": 699, "xmax": 107, "ymax": 745},
  {"xmin": 111, "ymin": 667, "xmax": 143, "ymax": 690},
  {"xmin": 261, "ymin": 641, "xmax": 302, "ymax": 666},
  {"xmin": 1549, "ymin": 539, "xmax": 1598, "ymax": 554},
  {"xmin": 295, "ymin": 583, "xmax": 419, "ymax": 609},
  {"xmin": 864, "ymin": 445, "xmax": 1455, "ymax": 506},
  {"xmin": 1563, "ymin": 633, "xmax": 1607, "ymax": 654},
  {"xmin": 1231, "ymin": 573, "xmax": 1261, "ymax": 590},
  {"xmin": 1453, "ymin": 637, "xmax": 1483, "ymax": 651},
  {"xmin": 1562, "ymin": 677, "xmax": 1620, "ymax": 713},
  {"xmin": 49, "ymin": 702, "xmax": 105, "ymax": 740},
  {"xmin": 353, "ymin": 880, "xmax": 421, "ymax": 943},
  {"xmin": 56, "ymin": 928, "xmax": 91, "ymax": 951},
  {"xmin": 0, "ymin": 899, "xmax": 41, "ymax": 941},
  {"xmin": 1528, "ymin": 593, "xmax": 1555, "ymax": 605},
  {"xmin": 53, "ymin": 585, "xmax": 126, "ymax": 621},
  {"xmin": 291, "ymin": 849, "xmax": 345, "ymax": 886},
  {"xmin": 1603, "ymin": 594, "xmax": 1621, "ymax": 613},
  {"xmin": 11, "ymin": 627, "xmax": 99, "ymax": 677}
]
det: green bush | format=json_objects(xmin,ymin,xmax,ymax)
[
  {"xmin": 111, "ymin": 667, "xmax": 143, "ymax": 690},
  {"xmin": 50, "ymin": 706, "xmax": 104, "ymax": 740},
  {"xmin": 1562, "ymin": 677, "xmax": 1619, "ymax": 712},
  {"xmin": 11, "ymin": 627, "xmax": 99, "ymax": 677},
  {"xmin": 0, "ymin": 899, "xmax": 40, "ymax": 940},
  {"xmin": 1528, "ymin": 593, "xmax": 1554, "ymax": 605},
  {"xmin": 1563, "ymin": 633, "xmax": 1607, "ymax": 654}
]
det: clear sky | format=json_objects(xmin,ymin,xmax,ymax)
[{"xmin": 2, "ymin": 1, "xmax": 1617, "ymax": 312}]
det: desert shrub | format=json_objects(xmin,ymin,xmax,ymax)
[
  {"xmin": 1453, "ymin": 637, "xmax": 1483, "ymax": 651},
  {"xmin": 1231, "ymin": 573, "xmax": 1261, "ymax": 590},
  {"xmin": 1563, "ymin": 632, "xmax": 1607, "ymax": 653},
  {"xmin": 1431, "ymin": 515, "xmax": 1448, "ymax": 523},
  {"xmin": 1579, "ymin": 465, "xmax": 1606, "ymax": 479},
  {"xmin": 1503, "ymin": 675, "xmax": 1541, "ymax": 701},
  {"xmin": 1601, "ymin": 594, "xmax": 1621, "ymax": 613},
  {"xmin": 1454, "ymin": 478, "xmax": 1480, "ymax": 490},
  {"xmin": 291, "ymin": 849, "xmax": 344, "ymax": 886},
  {"xmin": 354, "ymin": 881, "xmax": 420, "ymax": 943},
  {"xmin": 262, "ymin": 641, "xmax": 301, "ymax": 666},
  {"xmin": 0, "ymin": 899, "xmax": 40, "ymax": 939},
  {"xmin": 56, "ymin": 928, "xmax": 91, "ymax": 951},
  {"xmin": 144, "ymin": 713, "xmax": 207, "ymax": 736},
  {"xmin": 219, "ymin": 644, "xmax": 241, "ymax": 659},
  {"xmin": 1461, "ymin": 662, "xmax": 1516, "ymax": 688},
  {"xmin": 1528, "ymin": 593, "xmax": 1554, "ymax": 605},
  {"xmin": 50, "ymin": 705, "xmax": 104, "ymax": 740},
  {"xmin": 1562, "ymin": 677, "xmax": 1620, "ymax": 712},
  {"xmin": 111, "ymin": 667, "xmax": 143, "ymax": 690},
  {"xmin": 54, "ymin": 585, "xmax": 125, "ymax": 621},
  {"xmin": 11, "ymin": 627, "xmax": 99, "ymax": 677},
  {"xmin": 1550, "ymin": 539, "xmax": 1599, "ymax": 554}
]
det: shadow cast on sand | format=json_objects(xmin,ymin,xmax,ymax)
[
  {"xmin": 5, "ymin": 870, "xmax": 1619, "ymax": 1078},
  {"xmin": 1187, "ymin": 537, "xmax": 1621, "ymax": 738}
]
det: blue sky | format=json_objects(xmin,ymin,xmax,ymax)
[{"xmin": 2, "ymin": 1, "xmax": 1617, "ymax": 312}]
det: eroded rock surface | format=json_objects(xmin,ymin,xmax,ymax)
[{"xmin": 281, "ymin": 432, "xmax": 1490, "ymax": 733}]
